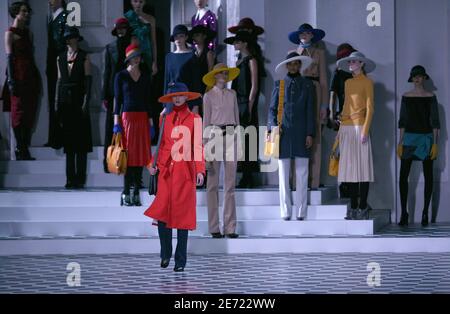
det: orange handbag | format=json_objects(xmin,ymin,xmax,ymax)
[{"xmin": 107, "ymin": 133, "xmax": 128, "ymax": 175}]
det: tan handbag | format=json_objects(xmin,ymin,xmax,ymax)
[
  {"xmin": 328, "ymin": 140, "xmax": 339, "ymax": 177},
  {"xmin": 264, "ymin": 80, "xmax": 285, "ymax": 159},
  {"xmin": 107, "ymin": 133, "xmax": 128, "ymax": 175}
]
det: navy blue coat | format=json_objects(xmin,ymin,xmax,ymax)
[{"xmin": 268, "ymin": 75, "xmax": 316, "ymax": 159}]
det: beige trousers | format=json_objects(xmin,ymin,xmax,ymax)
[{"xmin": 206, "ymin": 133, "xmax": 238, "ymax": 234}]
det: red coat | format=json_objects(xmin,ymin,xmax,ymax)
[{"xmin": 144, "ymin": 105, "xmax": 205, "ymax": 230}]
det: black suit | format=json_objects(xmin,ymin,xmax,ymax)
[
  {"xmin": 46, "ymin": 10, "xmax": 68, "ymax": 149},
  {"xmin": 102, "ymin": 37, "xmax": 129, "ymax": 172}
]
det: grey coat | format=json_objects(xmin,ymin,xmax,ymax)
[{"xmin": 268, "ymin": 74, "xmax": 316, "ymax": 159}]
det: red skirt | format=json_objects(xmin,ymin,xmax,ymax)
[{"xmin": 122, "ymin": 112, "xmax": 152, "ymax": 167}]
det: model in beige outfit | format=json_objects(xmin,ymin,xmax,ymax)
[{"xmin": 202, "ymin": 63, "xmax": 241, "ymax": 239}]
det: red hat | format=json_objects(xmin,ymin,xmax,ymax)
[
  {"xmin": 125, "ymin": 44, "xmax": 142, "ymax": 63},
  {"xmin": 112, "ymin": 17, "xmax": 130, "ymax": 37},
  {"xmin": 336, "ymin": 43, "xmax": 356, "ymax": 61},
  {"xmin": 228, "ymin": 17, "xmax": 264, "ymax": 36}
]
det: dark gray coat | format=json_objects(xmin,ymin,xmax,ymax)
[
  {"xmin": 102, "ymin": 38, "xmax": 129, "ymax": 101},
  {"xmin": 268, "ymin": 75, "xmax": 316, "ymax": 159}
]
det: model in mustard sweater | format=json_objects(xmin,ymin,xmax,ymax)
[{"xmin": 334, "ymin": 51, "xmax": 376, "ymax": 220}]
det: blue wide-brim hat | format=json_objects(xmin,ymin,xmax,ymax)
[
  {"xmin": 170, "ymin": 24, "xmax": 189, "ymax": 42},
  {"xmin": 63, "ymin": 26, "xmax": 84, "ymax": 42},
  {"xmin": 288, "ymin": 23, "xmax": 325, "ymax": 45}
]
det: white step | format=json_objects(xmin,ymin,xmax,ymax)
[
  {"xmin": 0, "ymin": 202, "xmax": 350, "ymax": 221},
  {"xmin": 0, "ymin": 188, "xmax": 336, "ymax": 207},
  {"xmin": 0, "ymin": 173, "xmax": 125, "ymax": 188},
  {"xmin": 26, "ymin": 146, "xmax": 104, "ymax": 160},
  {"xmin": 0, "ymin": 236, "xmax": 450, "ymax": 258},
  {"xmin": 0, "ymin": 218, "xmax": 383, "ymax": 238},
  {"xmin": 0, "ymin": 160, "xmax": 107, "ymax": 174},
  {"xmin": 9, "ymin": 146, "xmax": 157, "ymax": 161},
  {"xmin": 0, "ymin": 171, "xmax": 337, "ymax": 205},
  {"xmin": 3, "ymin": 235, "xmax": 449, "ymax": 255}
]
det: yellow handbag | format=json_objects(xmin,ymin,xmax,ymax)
[
  {"xmin": 107, "ymin": 133, "xmax": 128, "ymax": 175},
  {"xmin": 328, "ymin": 140, "xmax": 339, "ymax": 177},
  {"xmin": 264, "ymin": 80, "xmax": 285, "ymax": 159}
]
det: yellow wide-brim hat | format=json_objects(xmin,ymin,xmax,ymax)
[{"xmin": 202, "ymin": 63, "xmax": 240, "ymax": 87}]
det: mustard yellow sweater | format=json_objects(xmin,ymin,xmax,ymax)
[{"xmin": 340, "ymin": 73, "xmax": 374, "ymax": 136}]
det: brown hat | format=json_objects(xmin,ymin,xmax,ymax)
[{"xmin": 228, "ymin": 17, "xmax": 264, "ymax": 36}]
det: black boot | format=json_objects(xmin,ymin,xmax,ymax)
[
  {"xmin": 13, "ymin": 127, "xmax": 24, "ymax": 160},
  {"xmin": 421, "ymin": 210, "xmax": 429, "ymax": 227},
  {"xmin": 121, "ymin": 193, "xmax": 133, "ymax": 206},
  {"xmin": 21, "ymin": 128, "xmax": 35, "ymax": 160},
  {"xmin": 132, "ymin": 191, "xmax": 142, "ymax": 206},
  {"xmin": 398, "ymin": 212, "xmax": 409, "ymax": 227}
]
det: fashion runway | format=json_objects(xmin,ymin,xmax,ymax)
[{"xmin": 1, "ymin": 252, "xmax": 449, "ymax": 294}]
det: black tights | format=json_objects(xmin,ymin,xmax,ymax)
[
  {"xmin": 347, "ymin": 182, "xmax": 370, "ymax": 209},
  {"xmin": 123, "ymin": 166, "xmax": 143, "ymax": 195},
  {"xmin": 399, "ymin": 159, "xmax": 433, "ymax": 215}
]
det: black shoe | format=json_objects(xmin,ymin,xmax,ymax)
[
  {"xmin": 421, "ymin": 211, "xmax": 429, "ymax": 227},
  {"xmin": 174, "ymin": 266, "xmax": 185, "ymax": 272},
  {"xmin": 132, "ymin": 194, "xmax": 142, "ymax": 206},
  {"xmin": 282, "ymin": 216, "xmax": 291, "ymax": 221},
  {"xmin": 65, "ymin": 181, "xmax": 76, "ymax": 189},
  {"xmin": 160, "ymin": 259, "xmax": 170, "ymax": 268},
  {"xmin": 74, "ymin": 183, "xmax": 85, "ymax": 190},
  {"xmin": 237, "ymin": 178, "xmax": 248, "ymax": 189},
  {"xmin": 211, "ymin": 232, "xmax": 223, "ymax": 238},
  {"xmin": 398, "ymin": 213, "xmax": 409, "ymax": 226},
  {"xmin": 345, "ymin": 208, "xmax": 355, "ymax": 220},
  {"xmin": 358, "ymin": 208, "xmax": 370, "ymax": 220},
  {"xmin": 120, "ymin": 193, "xmax": 132, "ymax": 206},
  {"xmin": 225, "ymin": 233, "xmax": 239, "ymax": 239},
  {"xmin": 22, "ymin": 149, "xmax": 36, "ymax": 161},
  {"xmin": 296, "ymin": 217, "xmax": 305, "ymax": 221}
]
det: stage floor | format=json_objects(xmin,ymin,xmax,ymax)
[{"xmin": 0, "ymin": 252, "xmax": 449, "ymax": 293}]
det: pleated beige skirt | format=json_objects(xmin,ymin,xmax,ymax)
[{"xmin": 337, "ymin": 125, "xmax": 374, "ymax": 183}]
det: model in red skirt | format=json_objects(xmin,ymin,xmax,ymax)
[{"xmin": 114, "ymin": 44, "xmax": 154, "ymax": 206}]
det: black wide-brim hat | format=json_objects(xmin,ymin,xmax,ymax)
[
  {"xmin": 63, "ymin": 26, "xmax": 84, "ymax": 42},
  {"xmin": 170, "ymin": 24, "xmax": 189, "ymax": 42},
  {"xmin": 224, "ymin": 30, "xmax": 254, "ymax": 45},
  {"xmin": 408, "ymin": 65, "xmax": 430, "ymax": 82},
  {"xmin": 187, "ymin": 25, "xmax": 217, "ymax": 44},
  {"xmin": 288, "ymin": 23, "xmax": 325, "ymax": 45}
]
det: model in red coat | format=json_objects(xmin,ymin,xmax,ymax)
[{"xmin": 144, "ymin": 82, "xmax": 205, "ymax": 272}]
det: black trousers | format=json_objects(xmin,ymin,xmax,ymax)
[
  {"xmin": 103, "ymin": 105, "xmax": 114, "ymax": 173},
  {"xmin": 123, "ymin": 166, "xmax": 143, "ymax": 195},
  {"xmin": 46, "ymin": 55, "xmax": 62, "ymax": 148},
  {"xmin": 158, "ymin": 221, "xmax": 188, "ymax": 268},
  {"xmin": 346, "ymin": 182, "xmax": 370, "ymax": 210},
  {"xmin": 66, "ymin": 152, "xmax": 87, "ymax": 185},
  {"xmin": 399, "ymin": 159, "xmax": 433, "ymax": 214}
]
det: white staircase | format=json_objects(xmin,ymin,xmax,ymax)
[{"xmin": 0, "ymin": 147, "xmax": 392, "ymax": 255}]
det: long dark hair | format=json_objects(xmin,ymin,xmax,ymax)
[{"xmin": 246, "ymin": 38, "xmax": 267, "ymax": 78}]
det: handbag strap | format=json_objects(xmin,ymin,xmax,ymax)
[
  {"xmin": 277, "ymin": 80, "xmax": 285, "ymax": 129},
  {"xmin": 151, "ymin": 114, "xmax": 167, "ymax": 168},
  {"xmin": 112, "ymin": 133, "xmax": 124, "ymax": 149}
]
